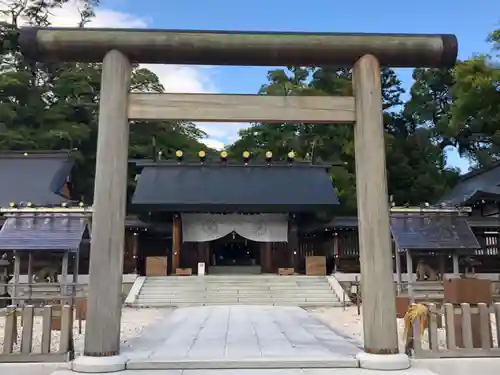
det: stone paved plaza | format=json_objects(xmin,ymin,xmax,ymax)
[
  {"xmin": 122, "ymin": 305, "xmax": 361, "ymax": 370},
  {"xmin": 14, "ymin": 306, "xmax": 443, "ymax": 375}
]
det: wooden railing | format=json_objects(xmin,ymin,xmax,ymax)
[
  {"xmin": 0, "ymin": 304, "xmax": 74, "ymax": 362},
  {"xmin": 397, "ymin": 280, "xmax": 500, "ymax": 302},
  {"xmin": 2, "ymin": 282, "xmax": 86, "ymax": 307},
  {"xmin": 412, "ymin": 302, "xmax": 500, "ymax": 358}
]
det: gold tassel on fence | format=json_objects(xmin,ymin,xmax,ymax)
[{"xmin": 403, "ymin": 303, "xmax": 429, "ymax": 355}]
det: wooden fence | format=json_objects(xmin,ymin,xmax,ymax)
[
  {"xmin": 0, "ymin": 281, "xmax": 80, "ymax": 363},
  {"xmin": 412, "ymin": 302, "xmax": 500, "ymax": 358},
  {"xmin": 0, "ymin": 304, "xmax": 74, "ymax": 362}
]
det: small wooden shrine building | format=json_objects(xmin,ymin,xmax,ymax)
[
  {"xmin": 310, "ymin": 161, "xmax": 500, "ymax": 274},
  {"xmin": 389, "ymin": 207, "xmax": 481, "ymax": 295},
  {"xmin": 130, "ymin": 152, "xmax": 339, "ymax": 275},
  {"xmin": 0, "ymin": 150, "xmax": 146, "ymax": 276}
]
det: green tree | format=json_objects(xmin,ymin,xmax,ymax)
[
  {"xmin": 449, "ymin": 29, "xmax": 500, "ymax": 166},
  {"xmin": 230, "ymin": 66, "xmax": 457, "ymax": 213},
  {"xmin": 407, "ymin": 28, "xmax": 500, "ymax": 168},
  {"xmin": 0, "ymin": 0, "xmax": 211, "ymax": 202}
]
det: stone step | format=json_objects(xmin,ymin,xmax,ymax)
[
  {"xmin": 140, "ymin": 294, "xmax": 337, "ymax": 300},
  {"xmin": 136, "ymin": 298, "xmax": 340, "ymax": 304},
  {"xmin": 144, "ymin": 278, "xmax": 327, "ymax": 283},
  {"xmin": 133, "ymin": 301, "xmax": 344, "ymax": 308},
  {"xmin": 133, "ymin": 298, "xmax": 340, "ymax": 306},
  {"xmin": 143, "ymin": 281, "xmax": 329, "ymax": 286},
  {"xmin": 137, "ymin": 294, "xmax": 339, "ymax": 300},
  {"xmin": 152, "ymin": 280, "xmax": 326, "ymax": 282},
  {"xmin": 138, "ymin": 298, "xmax": 341, "ymax": 304},
  {"xmin": 143, "ymin": 284, "xmax": 330, "ymax": 290},
  {"xmin": 140, "ymin": 288, "xmax": 335, "ymax": 292},
  {"xmin": 141, "ymin": 286, "xmax": 333, "ymax": 291},
  {"xmin": 143, "ymin": 287, "xmax": 331, "ymax": 292},
  {"xmin": 130, "ymin": 275, "xmax": 340, "ymax": 307},
  {"xmin": 143, "ymin": 282, "xmax": 324, "ymax": 284},
  {"xmin": 125, "ymin": 356, "xmax": 358, "ymax": 370},
  {"xmin": 145, "ymin": 277, "xmax": 326, "ymax": 280},
  {"xmin": 188, "ymin": 280, "xmax": 330, "ymax": 282},
  {"xmin": 140, "ymin": 293, "xmax": 338, "ymax": 300}
]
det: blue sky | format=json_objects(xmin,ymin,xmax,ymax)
[{"xmin": 99, "ymin": 0, "xmax": 500, "ymax": 173}]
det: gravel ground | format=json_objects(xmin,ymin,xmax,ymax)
[
  {"xmin": 0, "ymin": 307, "xmax": 168, "ymax": 355},
  {"xmin": 310, "ymin": 305, "xmax": 499, "ymax": 352}
]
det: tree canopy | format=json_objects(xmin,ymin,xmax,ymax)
[
  {"xmin": 1, "ymin": 1, "xmax": 499, "ymax": 214},
  {"xmin": 0, "ymin": 0, "xmax": 214, "ymax": 202},
  {"xmin": 230, "ymin": 66, "xmax": 460, "ymax": 213}
]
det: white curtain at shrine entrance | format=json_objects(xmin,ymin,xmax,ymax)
[{"xmin": 181, "ymin": 213, "xmax": 288, "ymax": 242}]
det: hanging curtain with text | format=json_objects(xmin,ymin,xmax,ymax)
[{"xmin": 181, "ymin": 213, "xmax": 289, "ymax": 242}]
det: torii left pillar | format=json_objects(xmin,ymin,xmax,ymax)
[
  {"xmin": 73, "ymin": 50, "xmax": 132, "ymax": 373},
  {"xmin": 352, "ymin": 55, "xmax": 408, "ymax": 370}
]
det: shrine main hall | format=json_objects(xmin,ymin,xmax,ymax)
[{"xmin": 129, "ymin": 151, "xmax": 339, "ymax": 276}]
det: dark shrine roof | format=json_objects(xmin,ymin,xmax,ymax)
[
  {"xmin": 438, "ymin": 162, "xmax": 500, "ymax": 206},
  {"xmin": 390, "ymin": 214, "xmax": 480, "ymax": 252},
  {"xmin": 131, "ymin": 163, "xmax": 339, "ymax": 212},
  {"xmin": 0, "ymin": 151, "xmax": 74, "ymax": 207},
  {"xmin": 0, "ymin": 214, "xmax": 88, "ymax": 252}
]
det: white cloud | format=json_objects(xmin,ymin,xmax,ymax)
[
  {"xmin": 49, "ymin": 5, "xmax": 149, "ymax": 28},
  {"xmin": 1, "ymin": 0, "xmax": 248, "ymax": 148},
  {"xmin": 201, "ymin": 139, "xmax": 225, "ymax": 151}
]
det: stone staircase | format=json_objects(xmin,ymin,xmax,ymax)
[{"xmin": 126, "ymin": 275, "xmax": 342, "ymax": 307}]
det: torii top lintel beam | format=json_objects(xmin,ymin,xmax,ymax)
[{"xmin": 18, "ymin": 27, "xmax": 458, "ymax": 68}]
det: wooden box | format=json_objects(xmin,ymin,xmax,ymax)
[
  {"xmin": 306, "ymin": 256, "xmax": 326, "ymax": 276},
  {"xmin": 444, "ymin": 278, "xmax": 492, "ymax": 304},
  {"xmin": 278, "ymin": 268, "xmax": 295, "ymax": 276},
  {"xmin": 50, "ymin": 304, "xmax": 62, "ymax": 331},
  {"xmin": 146, "ymin": 256, "xmax": 167, "ymax": 276},
  {"xmin": 75, "ymin": 298, "xmax": 87, "ymax": 321},
  {"xmin": 176, "ymin": 268, "xmax": 192, "ymax": 276},
  {"xmin": 395, "ymin": 296, "xmax": 410, "ymax": 319}
]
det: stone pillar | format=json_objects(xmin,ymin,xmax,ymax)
[
  {"xmin": 75, "ymin": 50, "xmax": 131, "ymax": 373},
  {"xmin": 352, "ymin": 55, "xmax": 408, "ymax": 370}
]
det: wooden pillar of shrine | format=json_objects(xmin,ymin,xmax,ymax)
[
  {"xmin": 260, "ymin": 242, "xmax": 273, "ymax": 273},
  {"xmin": 123, "ymin": 231, "xmax": 136, "ymax": 274},
  {"xmin": 172, "ymin": 214, "xmax": 181, "ymax": 273},
  {"xmin": 288, "ymin": 216, "xmax": 299, "ymax": 270},
  {"xmin": 132, "ymin": 232, "xmax": 139, "ymax": 274},
  {"xmin": 333, "ymin": 233, "xmax": 339, "ymax": 273}
]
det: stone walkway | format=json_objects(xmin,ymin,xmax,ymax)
[
  {"xmin": 123, "ymin": 305, "xmax": 361, "ymax": 370},
  {"xmin": 49, "ymin": 368, "xmax": 437, "ymax": 375}
]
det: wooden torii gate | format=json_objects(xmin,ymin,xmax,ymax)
[{"xmin": 18, "ymin": 28, "xmax": 457, "ymax": 372}]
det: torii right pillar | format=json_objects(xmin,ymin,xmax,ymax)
[{"xmin": 353, "ymin": 54, "xmax": 409, "ymax": 370}]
